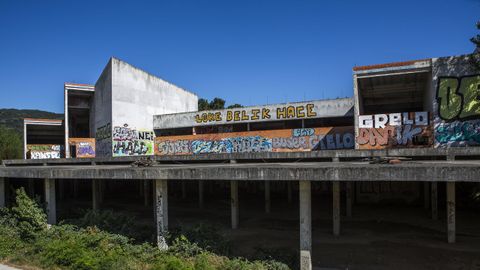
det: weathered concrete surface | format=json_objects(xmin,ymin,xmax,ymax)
[
  {"xmin": 154, "ymin": 98, "xmax": 354, "ymax": 129},
  {"xmin": 447, "ymin": 182, "xmax": 455, "ymax": 243},
  {"xmin": 155, "ymin": 179, "xmax": 168, "ymax": 249},
  {"xmin": 231, "ymin": 181, "xmax": 239, "ymax": 229},
  {"xmin": 7, "ymin": 147, "xmax": 480, "ymax": 166},
  {"xmin": 299, "ymin": 181, "xmax": 312, "ymax": 270},
  {"xmin": 2, "ymin": 161, "xmax": 480, "ymax": 182},
  {"xmin": 44, "ymin": 178, "xmax": 56, "ymax": 224}
]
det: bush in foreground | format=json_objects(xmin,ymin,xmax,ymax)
[{"xmin": 0, "ymin": 189, "xmax": 290, "ymax": 270}]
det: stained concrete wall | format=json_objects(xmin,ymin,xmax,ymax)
[{"xmin": 94, "ymin": 57, "xmax": 198, "ymax": 157}]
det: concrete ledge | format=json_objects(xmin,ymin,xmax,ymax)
[
  {"xmin": 4, "ymin": 148, "xmax": 480, "ymax": 166},
  {"xmin": 1, "ymin": 161, "xmax": 480, "ymax": 182}
]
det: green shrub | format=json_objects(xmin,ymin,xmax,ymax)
[
  {"xmin": 170, "ymin": 223, "xmax": 231, "ymax": 255},
  {"xmin": 10, "ymin": 188, "xmax": 47, "ymax": 240}
]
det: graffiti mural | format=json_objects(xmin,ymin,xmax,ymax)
[
  {"xmin": 112, "ymin": 124, "xmax": 155, "ymax": 156},
  {"xmin": 357, "ymin": 112, "xmax": 432, "ymax": 149},
  {"xmin": 27, "ymin": 145, "xmax": 62, "ymax": 159},
  {"xmin": 69, "ymin": 138, "xmax": 96, "ymax": 158},
  {"xmin": 155, "ymin": 127, "xmax": 354, "ymax": 155},
  {"xmin": 96, "ymin": 123, "xmax": 112, "ymax": 157},
  {"xmin": 435, "ymin": 75, "xmax": 480, "ymax": 147}
]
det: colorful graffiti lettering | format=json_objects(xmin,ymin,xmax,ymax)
[
  {"xmin": 357, "ymin": 112, "xmax": 432, "ymax": 149},
  {"xmin": 437, "ymin": 75, "xmax": 480, "ymax": 121},
  {"xmin": 112, "ymin": 124, "xmax": 155, "ymax": 156},
  {"xmin": 435, "ymin": 121, "xmax": 480, "ymax": 146},
  {"xmin": 155, "ymin": 127, "xmax": 354, "ymax": 155},
  {"xmin": 27, "ymin": 145, "xmax": 62, "ymax": 159},
  {"xmin": 77, "ymin": 142, "xmax": 95, "ymax": 157}
]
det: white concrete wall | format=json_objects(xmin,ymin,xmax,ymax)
[
  {"xmin": 111, "ymin": 58, "xmax": 198, "ymax": 130},
  {"xmin": 93, "ymin": 59, "xmax": 113, "ymax": 157}
]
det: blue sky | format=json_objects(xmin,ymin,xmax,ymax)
[{"xmin": 0, "ymin": 0, "xmax": 478, "ymax": 113}]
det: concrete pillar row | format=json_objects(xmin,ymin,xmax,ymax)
[
  {"xmin": 265, "ymin": 181, "xmax": 271, "ymax": 213},
  {"xmin": 0, "ymin": 177, "xmax": 5, "ymax": 207},
  {"xmin": 332, "ymin": 181, "xmax": 340, "ymax": 236},
  {"xmin": 44, "ymin": 178, "xmax": 56, "ymax": 225},
  {"xmin": 155, "ymin": 179, "xmax": 168, "ymax": 250},
  {"xmin": 431, "ymin": 182, "xmax": 438, "ymax": 220},
  {"xmin": 299, "ymin": 181, "xmax": 312, "ymax": 270},
  {"xmin": 231, "ymin": 181, "xmax": 239, "ymax": 229},
  {"xmin": 447, "ymin": 182, "xmax": 455, "ymax": 244}
]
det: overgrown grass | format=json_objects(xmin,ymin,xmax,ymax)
[{"xmin": 0, "ymin": 188, "xmax": 290, "ymax": 270}]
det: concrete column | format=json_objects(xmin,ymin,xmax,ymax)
[
  {"xmin": 231, "ymin": 181, "xmax": 239, "ymax": 229},
  {"xmin": 332, "ymin": 181, "xmax": 340, "ymax": 236},
  {"xmin": 155, "ymin": 179, "xmax": 169, "ymax": 249},
  {"xmin": 199, "ymin": 181, "xmax": 204, "ymax": 209},
  {"xmin": 92, "ymin": 179, "xmax": 99, "ymax": 210},
  {"xmin": 447, "ymin": 182, "xmax": 455, "ymax": 244},
  {"xmin": 144, "ymin": 180, "xmax": 150, "ymax": 206},
  {"xmin": 424, "ymin": 182, "xmax": 430, "ymax": 209},
  {"xmin": 431, "ymin": 182, "xmax": 438, "ymax": 220},
  {"xmin": 265, "ymin": 181, "xmax": 271, "ymax": 213},
  {"xmin": 299, "ymin": 181, "xmax": 312, "ymax": 270},
  {"xmin": 44, "ymin": 178, "xmax": 56, "ymax": 224},
  {"xmin": 287, "ymin": 181, "xmax": 292, "ymax": 203},
  {"xmin": 0, "ymin": 178, "xmax": 5, "ymax": 207},
  {"xmin": 181, "ymin": 181, "xmax": 187, "ymax": 199}
]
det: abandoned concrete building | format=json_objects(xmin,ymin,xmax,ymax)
[{"xmin": 2, "ymin": 54, "xmax": 480, "ymax": 269}]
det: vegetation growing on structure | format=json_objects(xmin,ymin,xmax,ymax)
[
  {"xmin": 470, "ymin": 20, "xmax": 480, "ymax": 70},
  {"xmin": 0, "ymin": 189, "xmax": 290, "ymax": 270}
]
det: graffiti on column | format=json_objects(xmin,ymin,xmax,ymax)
[
  {"xmin": 27, "ymin": 145, "xmax": 62, "ymax": 159},
  {"xmin": 435, "ymin": 75, "xmax": 480, "ymax": 147},
  {"xmin": 69, "ymin": 138, "xmax": 96, "ymax": 158},
  {"xmin": 95, "ymin": 123, "xmax": 111, "ymax": 156},
  {"xmin": 357, "ymin": 112, "xmax": 432, "ymax": 149},
  {"xmin": 155, "ymin": 127, "xmax": 354, "ymax": 155},
  {"xmin": 112, "ymin": 124, "xmax": 155, "ymax": 156}
]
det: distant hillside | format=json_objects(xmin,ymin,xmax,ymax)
[{"xmin": 0, "ymin": 109, "xmax": 63, "ymax": 135}]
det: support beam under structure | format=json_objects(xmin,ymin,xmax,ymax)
[
  {"xmin": 424, "ymin": 182, "xmax": 430, "ymax": 210},
  {"xmin": 346, "ymin": 181, "xmax": 352, "ymax": 218},
  {"xmin": 332, "ymin": 181, "xmax": 340, "ymax": 236},
  {"xmin": 231, "ymin": 181, "xmax": 239, "ymax": 229},
  {"xmin": 299, "ymin": 181, "xmax": 312, "ymax": 270},
  {"xmin": 198, "ymin": 181, "xmax": 204, "ymax": 209},
  {"xmin": 0, "ymin": 177, "xmax": 5, "ymax": 207},
  {"xmin": 265, "ymin": 181, "xmax": 271, "ymax": 213},
  {"xmin": 155, "ymin": 179, "xmax": 169, "ymax": 250},
  {"xmin": 44, "ymin": 178, "xmax": 56, "ymax": 224},
  {"xmin": 431, "ymin": 182, "xmax": 438, "ymax": 220},
  {"xmin": 92, "ymin": 179, "xmax": 100, "ymax": 210},
  {"xmin": 447, "ymin": 182, "xmax": 455, "ymax": 244}
]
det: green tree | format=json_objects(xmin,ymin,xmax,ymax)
[
  {"xmin": 0, "ymin": 126, "xmax": 22, "ymax": 161},
  {"xmin": 198, "ymin": 98, "xmax": 210, "ymax": 111},
  {"xmin": 208, "ymin": 98, "xmax": 226, "ymax": 110},
  {"xmin": 471, "ymin": 21, "xmax": 480, "ymax": 70}
]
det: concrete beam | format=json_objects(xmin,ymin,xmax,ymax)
[
  {"xmin": 299, "ymin": 181, "xmax": 312, "ymax": 270},
  {"xmin": 198, "ymin": 181, "xmax": 204, "ymax": 209},
  {"xmin": 0, "ymin": 177, "xmax": 5, "ymax": 207},
  {"xmin": 155, "ymin": 179, "xmax": 168, "ymax": 249},
  {"xmin": 265, "ymin": 181, "xmax": 271, "ymax": 213},
  {"xmin": 44, "ymin": 178, "xmax": 56, "ymax": 224},
  {"xmin": 431, "ymin": 182, "xmax": 438, "ymax": 220},
  {"xmin": 447, "ymin": 182, "xmax": 455, "ymax": 244},
  {"xmin": 346, "ymin": 181, "xmax": 352, "ymax": 218},
  {"xmin": 231, "ymin": 181, "xmax": 239, "ymax": 229},
  {"xmin": 332, "ymin": 181, "xmax": 340, "ymax": 236}
]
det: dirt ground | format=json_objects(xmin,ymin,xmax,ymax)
[{"xmin": 54, "ymin": 180, "xmax": 480, "ymax": 270}]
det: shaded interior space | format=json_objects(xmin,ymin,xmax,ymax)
[
  {"xmin": 5, "ymin": 179, "xmax": 479, "ymax": 270},
  {"xmin": 67, "ymin": 89, "xmax": 94, "ymax": 138},
  {"xmin": 25, "ymin": 122, "xmax": 64, "ymax": 146},
  {"xmin": 357, "ymin": 71, "xmax": 432, "ymax": 115}
]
